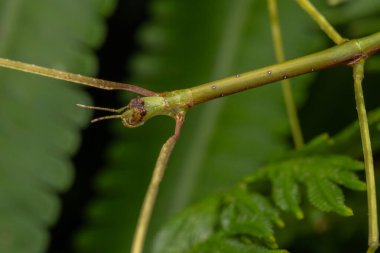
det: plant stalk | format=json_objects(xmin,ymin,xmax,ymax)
[
  {"xmin": 295, "ymin": 0, "xmax": 347, "ymax": 44},
  {"xmin": 353, "ymin": 60, "xmax": 379, "ymax": 253},
  {"xmin": 267, "ymin": 0, "xmax": 304, "ymax": 149}
]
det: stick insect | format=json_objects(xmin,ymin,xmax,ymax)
[{"xmin": 1, "ymin": 29, "xmax": 380, "ymax": 253}]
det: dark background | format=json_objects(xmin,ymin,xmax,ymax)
[{"xmin": 49, "ymin": 0, "xmax": 151, "ymax": 252}]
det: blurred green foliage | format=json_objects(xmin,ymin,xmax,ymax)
[
  {"xmin": 0, "ymin": 0, "xmax": 115, "ymax": 252},
  {"xmin": 0, "ymin": 0, "xmax": 379, "ymax": 253}
]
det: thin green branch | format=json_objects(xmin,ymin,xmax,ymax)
[
  {"xmin": 267, "ymin": 0, "xmax": 304, "ymax": 149},
  {"xmin": 131, "ymin": 113, "xmax": 185, "ymax": 253},
  {"xmin": 189, "ymin": 32, "xmax": 380, "ymax": 105},
  {"xmin": 353, "ymin": 60, "xmax": 379, "ymax": 253},
  {"xmin": 295, "ymin": 0, "xmax": 347, "ymax": 44}
]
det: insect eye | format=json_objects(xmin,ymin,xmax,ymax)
[{"xmin": 121, "ymin": 97, "xmax": 148, "ymax": 128}]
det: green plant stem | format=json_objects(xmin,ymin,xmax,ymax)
[
  {"xmin": 267, "ymin": 0, "xmax": 304, "ymax": 149},
  {"xmin": 131, "ymin": 113, "xmax": 185, "ymax": 253},
  {"xmin": 353, "ymin": 60, "xmax": 379, "ymax": 253},
  {"xmin": 295, "ymin": 0, "xmax": 347, "ymax": 44},
  {"xmin": 188, "ymin": 31, "xmax": 380, "ymax": 105}
]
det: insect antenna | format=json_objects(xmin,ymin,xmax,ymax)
[
  {"xmin": 76, "ymin": 104, "xmax": 126, "ymax": 124},
  {"xmin": 76, "ymin": 104, "xmax": 127, "ymax": 113}
]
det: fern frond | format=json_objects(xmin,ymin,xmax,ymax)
[
  {"xmin": 186, "ymin": 236, "xmax": 288, "ymax": 253},
  {"xmin": 261, "ymin": 155, "xmax": 365, "ymax": 217},
  {"xmin": 152, "ymin": 191, "xmax": 287, "ymax": 253},
  {"xmin": 306, "ymin": 175, "xmax": 350, "ymax": 215},
  {"xmin": 152, "ymin": 154, "xmax": 365, "ymax": 252},
  {"xmin": 269, "ymin": 168, "xmax": 303, "ymax": 219},
  {"xmin": 219, "ymin": 190, "xmax": 282, "ymax": 248},
  {"xmin": 152, "ymin": 197, "xmax": 219, "ymax": 253}
]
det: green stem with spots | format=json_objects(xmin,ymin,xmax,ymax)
[{"xmin": 188, "ymin": 32, "xmax": 380, "ymax": 105}]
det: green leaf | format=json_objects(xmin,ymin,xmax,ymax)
[
  {"xmin": 151, "ymin": 154, "xmax": 365, "ymax": 253},
  {"xmin": 264, "ymin": 156, "xmax": 365, "ymax": 217},
  {"xmin": 153, "ymin": 155, "xmax": 365, "ymax": 252},
  {"xmin": 270, "ymin": 169, "xmax": 303, "ymax": 219},
  {"xmin": 219, "ymin": 190, "xmax": 282, "ymax": 248},
  {"xmin": 0, "ymin": 0, "xmax": 115, "ymax": 252},
  {"xmin": 187, "ymin": 236, "xmax": 288, "ymax": 253},
  {"xmin": 152, "ymin": 196, "xmax": 219, "ymax": 253},
  {"xmin": 306, "ymin": 176, "xmax": 351, "ymax": 215},
  {"xmin": 151, "ymin": 190, "xmax": 285, "ymax": 253}
]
